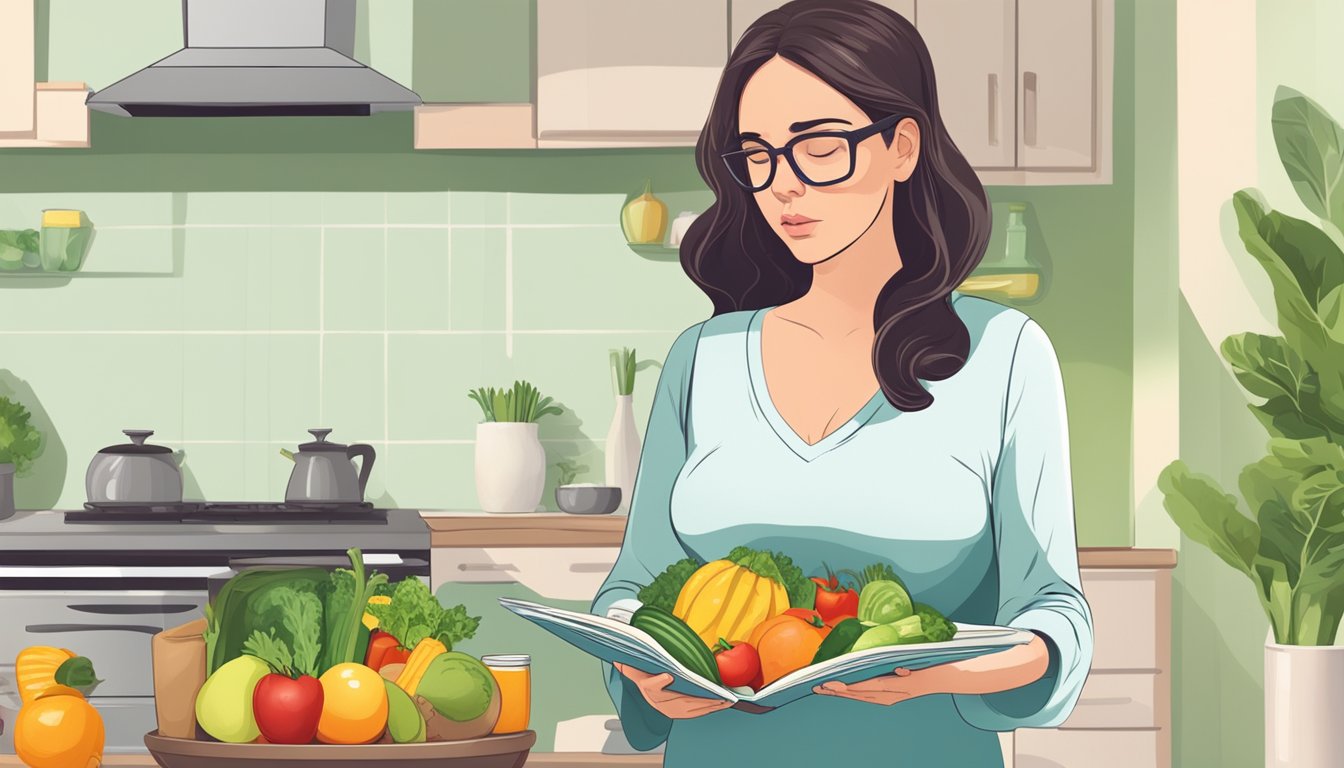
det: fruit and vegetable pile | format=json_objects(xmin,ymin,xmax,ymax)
[
  {"xmin": 193, "ymin": 548, "xmax": 499, "ymax": 746},
  {"xmin": 633, "ymin": 548, "xmax": 957, "ymax": 692},
  {"xmin": 12, "ymin": 647, "xmax": 105, "ymax": 768}
]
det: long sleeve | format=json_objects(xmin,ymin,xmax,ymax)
[
  {"xmin": 952, "ymin": 318, "xmax": 1094, "ymax": 730},
  {"xmin": 589, "ymin": 322, "xmax": 705, "ymax": 751}
]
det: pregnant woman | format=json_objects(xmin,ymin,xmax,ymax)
[{"xmin": 590, "ymin": 1, "xmax": 1093, "ymax": 765}]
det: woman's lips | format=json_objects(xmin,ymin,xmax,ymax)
[{"xmin": 781, "ymin": 217, "xmax": 820, "ymax": 237}]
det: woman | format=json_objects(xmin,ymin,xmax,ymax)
[{"xmin": 589, "ymin": 1, "xmax": 1093, "ymax": 764}]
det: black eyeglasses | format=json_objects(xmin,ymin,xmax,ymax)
[{"xmin": 720, "ymin": 113, "xmax": 907, "ymax": 192}]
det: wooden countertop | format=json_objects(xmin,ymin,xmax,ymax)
[{"xmin": 421, "ymin": 513, "xmax": 1177, "ymax": 568}]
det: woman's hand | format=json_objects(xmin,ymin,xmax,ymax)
[
  {"xmin": 811, "ymin": 633, "xmax": 1052, "ymax": 706},
  {"xmin": 613, "ymin": 662, "xmax": 735, "ymax": 719}
]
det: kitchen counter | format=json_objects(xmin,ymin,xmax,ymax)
[{"xmin": 421, "ymin": 512, "xmax": 1176, "ymax": 568}]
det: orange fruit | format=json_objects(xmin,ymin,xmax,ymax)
[
  {"xmin": 15, "ymin": 685, "xmax": 104, "ymax": 768},
  {"xmin": 316, "ymin": 663, "xmax": 387, "ymax": 744}
]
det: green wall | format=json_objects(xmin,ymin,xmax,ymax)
[{"xmin": 0, "ymin": 0, "xmax": 1139, "ymax": 547}]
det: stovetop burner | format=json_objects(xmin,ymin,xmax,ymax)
[{"xmin": 66, "ymin": 501, "xmax": 387, "ymax": 525}]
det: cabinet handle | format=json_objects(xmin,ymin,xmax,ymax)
[
  {"xmin": 27, "ymin": 623, "xmax": 162, "ymax": 635},
  {"xmin": 1023, "ymin": 70, "xmax": 1038, "ymax": 147},
  {"xmin": 569, "ymin": 562, "xmax": 615, "ymax": 573},
  {"xmin": 458, "ymin": 562, "xmax": 518, "ymax": 572},
  {"xmin": 987, "ymin": 73, "xmax": 999, "ymax": 146},
  {"xmin": 67, "ymin": 604, "xmax": 198, "ymax": 615}
]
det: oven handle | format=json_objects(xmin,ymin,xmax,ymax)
[
  {"xmin": 26, "ymin": 623, "xmax": 163, "ymax": 635},
  {"xmin": 66, "ymin": 604, "xmax": 199, "ymax": 615}
]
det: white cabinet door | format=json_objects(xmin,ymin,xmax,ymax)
[
  {"xmin": 729, "ymin": 0, "xmax": 914, "ymax": 53},
  {"xmin": 0, "ymin": 0, "xmax": 35, "ymax": 133},
  {"xmin": 1017, "ymin": 0, "xmax": 1096, "ymax": 169},
  {"xmin": 917, "ymin": 0, "xmax": 1016, "ymax": 169},
  {"xmin": 536, "ymin": 0, "xmax": 725, "ymax": 144}
]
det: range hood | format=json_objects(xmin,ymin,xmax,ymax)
[{"xmin": 87, "ymin": 0, "xmax": 420, "ymax": 117}]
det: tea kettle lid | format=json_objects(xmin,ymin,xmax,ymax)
[
  {"xmin": 297, "ymin": 428, "xmax": 348, "ymax": 452},
  {"xmin": 98, "ymin": 429, "xmax": 173, "ymax": 455}
]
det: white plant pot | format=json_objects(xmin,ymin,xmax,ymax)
[
  {"xmin": 1265, "ymin": 637, "xmax": 1344, "ymax": 767},
  {"xmin": 474, "ymin": 422, "xmax": 547, "ymax": 514},
  {"xmin": 0, "ymin": 462, "xmax": 14, "ymax": 520},
  {"xmin": 604, "ymin": 394, "xmax": 641, "ymax": 514}
]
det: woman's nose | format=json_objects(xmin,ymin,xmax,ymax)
[{"xmin": 770, "ymin": 157, "xmax": 806, "ymax": 200}]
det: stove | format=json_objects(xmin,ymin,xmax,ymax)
[{"xmin": 67, "ymin": 501, "xmax": 387, "ymax": 524}]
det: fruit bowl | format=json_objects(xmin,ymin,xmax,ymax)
[{"xmin": 143, "ymin": 729, "xmax": 536, "ymax": 768}]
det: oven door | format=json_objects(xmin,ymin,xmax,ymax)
[{"xmin": 0, "ymin": 584, "xmax": 211, "ymax": 754}]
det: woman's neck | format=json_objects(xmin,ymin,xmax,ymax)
[{"xmin": 784, "ymin": 218, "xmax": 902, "ymax": 340}]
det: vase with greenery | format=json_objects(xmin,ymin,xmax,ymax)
[
  {"xmin": 1157, "ymin": 86, "xmax": 1344, "ymax": 768},
  {"xmin": 468, "ymin": 381, "xmax": 562, "ymax": 514},
  {"xmin": 0, "ymin": 396, "xmax": 43, "ymax": 519},
  {"xmin": 606, "ymin": 347, "xmax": 661, "ymax": 514}
]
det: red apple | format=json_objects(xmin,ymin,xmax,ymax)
[{"xmin": 253, "ymin": 674, "xmax": 324, "ymax": 744}]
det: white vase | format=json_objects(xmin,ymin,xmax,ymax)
[
  {"xmin": 1265, "ymin": 637, "xmax": 1344, "ymax": 767},
  {"xmin": 0, "ymin": 462, "xmax": 14, "ymax": 520},
  {"xmin": 474, "ymin": 422, "xmax": 547, "ymax": 514},
  {"xmin": 605, "ymin": 394, "xmax": 641, "ymax": 514}
]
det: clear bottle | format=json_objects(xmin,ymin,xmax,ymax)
[{"xmin": 1003, "ymin": 203, "xmax": 1028, "ymax": 267}]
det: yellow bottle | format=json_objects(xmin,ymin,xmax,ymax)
[
  {"xmin": 621, "ymin": 181, "xmax": 668, "ymax": 244},
  {"xmin": 482, "ymin": 654, "xmax": 531, "ymax": 734}
]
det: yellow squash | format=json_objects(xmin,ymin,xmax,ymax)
[
  {"xmin": 394, "ymin": 637, "xmax": 447, "ymax": 695},
  {"xmin": 16, "ymin": 647, "xmax": 77, "ymax": 704},
  {"xmin": 672, "ymin": 560, "xmax": 789, "ymax": 646}
]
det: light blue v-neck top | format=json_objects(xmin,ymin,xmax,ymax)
[{"xmin": 590, "ymin": 291, "xmax": 1093, "ymax": 767}]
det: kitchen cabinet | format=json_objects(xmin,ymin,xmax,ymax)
[
  {"xmin": 921, "ymin": 0, "xmax": 1109, "ymax": 183},
  {"xmin": 535, "ymin": 0, "xmax": 725, "ymax": 148},
  {"xmin": 0, "ymin": 0, "xmax": 90, "ymax": 148},
  {"xmin": 917, "ymin": 0, "xmax": 1016, "ymax": 170},
  {"xmin": 729, "ymin": 0, "xmax": 914, "ymax": 48}
]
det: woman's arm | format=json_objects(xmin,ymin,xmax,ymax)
[
  {"xmin": 949, "ymin": 317, "xmax": 1093, "ymax": 728},
  {"xmin": 814, "ymin": 318, "xmax": 1092, "ymax": 723},
  {"xmin": 589, "ymin": 323, "xmax": 705, "ymax": 750}
]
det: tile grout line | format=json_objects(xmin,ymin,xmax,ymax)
[
  {"xmin": 96, "ymin": 223, "xmax": 617, "ymax": 231},
  {"xmin": 318, "ymin": 226, "xmax": 325, "ymax": 422},
  {"xmin": 383, "ymin": 192, "xmax": 390, "ymax": 446},
  {"xmin": 162, "ymin": 439, "xmax": 607, "ymax": 446},
  {"xmin": 0, "ymin": 329, "xmax": 677, "ymax": 336},
  {"xmin": 505, "ymin": 192, "xmax": 513, "ymax": 359}
]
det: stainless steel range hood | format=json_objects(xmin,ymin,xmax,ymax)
[{"xmin": 87, "ymin": 0, "xmax": 420, "ymax": 117}]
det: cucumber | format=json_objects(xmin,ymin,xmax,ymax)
[
  {"xmin": 811, "ymin": 617, "xmax": 866, "ymax": 665},
  {"xmin": 630, "ymin": 604, "xmax": 722, "ymax": 685}
]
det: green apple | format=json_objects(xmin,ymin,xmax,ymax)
[{"xmin": 194, "ymin": 655, "xmax": 271, "ymax": 743}]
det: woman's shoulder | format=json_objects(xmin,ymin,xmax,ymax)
[{"xmin": 949, "ymin": 291, "xmax": 1061, "ymax": 384}]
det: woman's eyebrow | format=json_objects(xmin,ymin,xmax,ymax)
[{"xmin": 790, "ymin": 117, "xmax": 851, "ymax": 132}]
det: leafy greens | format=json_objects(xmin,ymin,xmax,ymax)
[{"xmin": 362, "ymin": 576, "xmax": 481, "ymax": 651}]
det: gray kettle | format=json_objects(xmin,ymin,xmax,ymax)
[{"xmin": 285, "ymin": 429, "xmax": 375, "ymax": 504}]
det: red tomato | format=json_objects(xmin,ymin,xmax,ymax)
[
  {"xmin": 813, "ymin": 587, "xmax": 860, "ymax": 625},
  {"xmin": 253, "ymin": 674, "xmax": 324, "ymax": 744},
  {"xmin": 712, "ymin": 638, "xmax": 762, "ymax": 689}
]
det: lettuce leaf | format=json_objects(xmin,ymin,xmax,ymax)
[
  {"xmin": 727, "ymin": 546, "xmax": 816, "ymax": 609},
  {"xmin": 363, "ymin": 576, "xmax": 481, "ymax": 651}
]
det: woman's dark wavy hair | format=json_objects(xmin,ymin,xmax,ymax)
[{"xmin": 679, "ymin": 0, "xmax": 990, "ymax": 412}]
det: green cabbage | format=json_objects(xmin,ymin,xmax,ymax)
[{"xmin": 858, "ymin": 580, "xmax": 913, "ymax": 625}]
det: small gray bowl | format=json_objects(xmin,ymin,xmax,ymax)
[{"xmin": 555, "ymin": 484, "xmax": 622, "ymax": 515}]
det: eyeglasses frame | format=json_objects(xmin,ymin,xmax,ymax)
[{"xmin": 720, "ymin": 113, "xmax": 908, "ymax": 192}]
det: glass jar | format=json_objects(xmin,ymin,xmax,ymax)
[
  {"xmin": 482, "ymin": 654, "xmax": 531, "ymax": 734},
  {"xmin": 40, "ymin": 209, "xmax": 92, "ymax": 272},
  {"xmin": 1003, "ymin": 203, "xmax": 1028, "ymax": 267}
]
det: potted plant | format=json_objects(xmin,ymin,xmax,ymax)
[
  {"xmin": 468, "ymin": 381, "xmax": 563, "ymax": 514},
  {"xmin": 1158, "ymin": 86, "xmax": 1344, "ymax": 768},
  {"xmin": 0, "ymin": 396, "xmax": 43, "ymax": 519},
  {"xmin": 606, "ymin": 347, "xmax": 661, "ymax": 514}
]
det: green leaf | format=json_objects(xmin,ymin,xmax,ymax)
[
  {"xmin": 1272, "ymin": 86, "xmax": 1344, "ymax": 233},
  {"xmin": 1321, "ymin": 284, "xmax": 1344, "ymax": 344},
  {"xmin": 1222, "ymin": 333, "xmax": 1310, "ymax": 401},
  {"xmin": 0, "ymin": 396, "xmax": 43, "ymax": 475},
  {"xmin": 1158, "ymin": 460, "xmax": 1260, "ymax": 576},
  {"xmin": 243, "ymin": 629, "xmax": 294, "ymax": 677}
]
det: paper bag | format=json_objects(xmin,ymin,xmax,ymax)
[{"xmin": 151, "ymin": 618, "xmax": 207, "ymax": 739}]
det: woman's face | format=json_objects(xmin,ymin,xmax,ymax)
[{"xmin": 736, "ymin": 55, "xmax": 919, "ymax": 265}]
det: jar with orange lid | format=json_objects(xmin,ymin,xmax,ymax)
[{"xmin": 482, "ymin": 654, "xmax": 531, "ymax": 734}]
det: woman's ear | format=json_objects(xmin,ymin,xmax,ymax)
[{"xmin": 892, "ymin": 117, "xmax": 920, "ymax": 183}]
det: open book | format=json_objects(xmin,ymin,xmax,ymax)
[{"xmin": 498, "ymin": 597, "xmax": 1036, "ymax": 713}]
